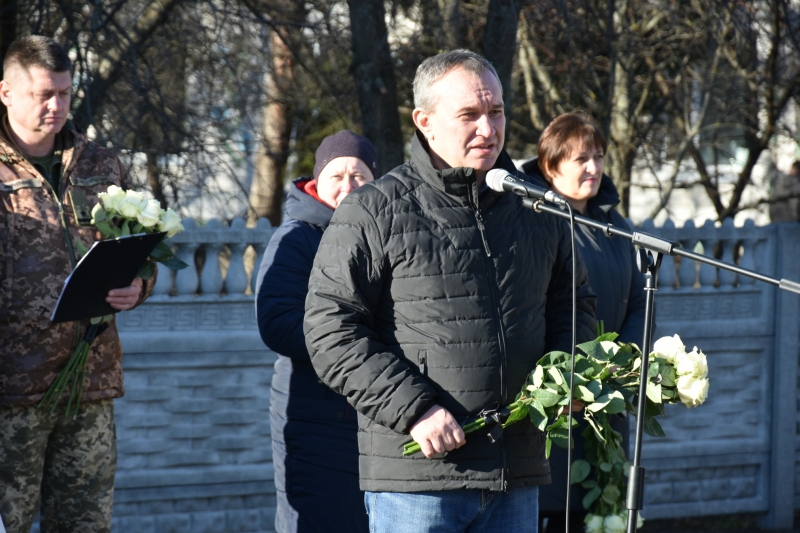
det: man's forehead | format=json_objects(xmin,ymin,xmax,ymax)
[
  {"xmin": 430, "ymin": 68, "xmax": 502, "ymax": 110},
  {"xmin": 8, "ymin": 65, "xmax": 71, "ymax": 90}
]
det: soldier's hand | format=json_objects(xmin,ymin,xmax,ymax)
[
  {"xmin": 106, "ymin": 277, "xmax": 143, "ymax": 310},
  {"xmin": 409, "ymin": 404, "xmax": 466, "ymax": 458}
]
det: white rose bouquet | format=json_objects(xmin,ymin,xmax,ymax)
[
  {"xmin": 39, "ymin": 185, "xmax": 188, "ymax": 415},
  {"xmin": 402, "ymin": 332, "xmax": 710, "ymax": 532}
]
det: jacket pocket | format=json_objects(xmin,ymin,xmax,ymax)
[{"xmin": 418, "ymin": 350, "xmax": 428, "ymax": 376}]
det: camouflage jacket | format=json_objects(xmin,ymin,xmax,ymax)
[{"xmin": 0, "ymin": 119, "xmax": 154, "ymax": 407}]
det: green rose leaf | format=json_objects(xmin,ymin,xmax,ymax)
[
  {"xmin": 587, "ymin": 390, "xmax": 625, "ymax": 414},
  {"xmin": 149, "ymin": 243, "xmax": 173, "ymax": 261},
  {"xmin": 160, "ymin": 257, "xmax": 189, "ymax": 271},
  {"xmin": 548, "ymin": 367, "xmax": 564, "ymax": 386},
  {"xmin": 137, "ymin": 260, "xmax": 157, "ymax": 280},
  {"xmin": 594, "ymin": 332, "xmax": 619, "ymax": 343},
  {"xmin": 581, "ymin": 479, "xmax": 597, "ymax": 489},
  {"xmin": 646, "ymin": 382, "xmax": 663, "ymax": 404},
  {"xmin": 599, "ymin": 461, "xmax": 613, "ymax": 473},
  {"xmin": 576, "ymin": 384, "xmax": 595, "ymax": 402},
  {"xmin": 570, "ymin": 459, "xmax": 591, "ymax": 484},
  {"xmin": 643, "ymin": 415, "xmax": 666, "ymax": 437},
  {"xmin": 504, "ymin": 403, "xmax": 529, "ymax": 426},
  {"xmin": 601, "ymin": 483, "xmax": 621, "ymax": 505},
  {"xmin": 583, "ymin": 486, "xmax": 602, "ymax": 510},
  {"xmin": 548, "ymin": 426, "xmax": 570, "ymax": 450},
  {"xmin": 95, "ymin": 220, "xmax": 115, "ymax": 238},
  {"xmin": 528, "ymin": 400, "xmax": 548, "ymax": 432},
  {"xmin": 530, "ymin": 388, "xmax": 562, "ymax": 408},
  {"xmin": 584, "ymin": 412, "xmax": 606, "ymax": 442},
  {"xmin": 532, "ymin": 366, "xmax": 544, "ymax": 389},
  {"xmin": 545, "ymin": 434, "xmax": 553, "ymax": 459},
  {"xmin": 660, "ymin": 364, "xmax": 677, "ymax": 387},
  {"xmin": 73, "ymin": 238, "xmax": 89, "ymax": 259},
  {"xmin": 578, "ymin": 340, "xmax": 609, "ymax": 362},
  {"xmin": 92, "ymin": 205, "xmax": 106, "ymax": 223}
]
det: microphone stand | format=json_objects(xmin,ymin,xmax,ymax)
[{"xmin": 521, "ymin": 198, "xmax": 800, "ymax": 533}]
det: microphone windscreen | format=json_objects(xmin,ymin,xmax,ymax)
[{"xmin": 485, "ymin": 168, "xmax": 509, "ymax": 193}]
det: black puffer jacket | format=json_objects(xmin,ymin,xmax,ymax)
[{"xmin": 304, "ymin": 132, "xmax": 596, "ymax": 493}]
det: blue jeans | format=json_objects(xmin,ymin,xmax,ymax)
[{"xmin": 364, "ymin": 486, "xmax": 539, "ymax": 533}]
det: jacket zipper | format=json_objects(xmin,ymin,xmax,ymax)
[{"xmin": 469, "ymin": 177, "xmax": 509, "ymax": 491}]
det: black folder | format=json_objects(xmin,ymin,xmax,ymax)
[{"xmin": 50, "ymin": 232, "xmax": 166, "ymax": 323}]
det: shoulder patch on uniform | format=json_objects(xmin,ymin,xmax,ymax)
[
  {"xmin": 70, "ymin": 175, "xmax": 111, "ymax": 187},
  {"xmin": 0, "ymin": 178, "xmax": 43, "ymax": 191}
]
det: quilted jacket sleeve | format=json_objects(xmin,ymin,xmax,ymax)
[
  {"xmin": 544, "ymin": 216, "xmax": 597, "ymax": 352},
  {"xmin": 255, "ymin": 220, "xmax": 317, "ymax": 361},
  {"xmin": 304, "ymin": 197, "xmax": 438, "ymax": 434}
]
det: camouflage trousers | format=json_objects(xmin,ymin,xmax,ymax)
[{"xmin": 0, "ymin": 400, "xmax": 116, "ymax": 533}]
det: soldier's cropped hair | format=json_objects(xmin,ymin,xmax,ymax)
[
  {"xmin": 413, "ymin": 49, "xmax": 500, "ymax": 112},
  {"xmin": 538, "ymin": 112, "xmax": 607, "ymax": 182},
  {"xmin": 3, "ymin": 36, "xmax": 72, "ymax": 79}
]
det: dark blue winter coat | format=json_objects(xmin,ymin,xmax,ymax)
[
  {"xmin": 255, "ymin": 178, "xmax": 367, "ymax": 533},
  {"xmin": 522, "ymin": 159, "xmax": 647, "ymax": 516}
]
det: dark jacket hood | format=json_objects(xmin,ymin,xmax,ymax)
[
  {"xmin": 520, "ymin": 156, "xmax": 619, "ymax": 216},
  {"xmin": 284, "ymin": 177, "xmax": 334, "ymax": 229}
]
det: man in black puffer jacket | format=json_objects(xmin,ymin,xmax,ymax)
[{"xmin": 304, "ymin": 50, "xmax": 596, "ymax": 533}]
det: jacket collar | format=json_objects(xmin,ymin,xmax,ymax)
[
  {"xmin": 284, "ymin": 177, "xmax": 334, "ymax": 229},
  {"xmin": 409, "ymin": 130, "xmax": 518, "ymax": 204},
  {"xmin": 0, "ymin": 114, "xmax": 84, "ymax": 168}
]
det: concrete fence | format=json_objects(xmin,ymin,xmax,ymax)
[{"xmin": 109, "ymin": 217, "xmax": 800, "ymax": 532}]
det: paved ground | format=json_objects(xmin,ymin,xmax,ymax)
[{"xmin": 644, "ymin": 513, "xmax": 800, "ymax": 533}]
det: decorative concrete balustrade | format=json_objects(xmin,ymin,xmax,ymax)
[
  {"xmin": 151, "ymin": 217, "xmax": 276, "ymax": 297},
  {"xmin": 108, "ymin": 217, "xmax": 800, "ymax": 532}
]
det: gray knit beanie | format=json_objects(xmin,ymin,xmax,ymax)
[{"xmin": 313, "ymin": 130, "xmax": 379, "ymax": 180}]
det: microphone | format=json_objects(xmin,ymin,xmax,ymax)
[{"xmin": 485, "ymin": 169, "xmax": 568, "ymax": 207}]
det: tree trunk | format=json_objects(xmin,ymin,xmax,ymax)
[
  {"xmin": 146, "ymin": 151, "xmax": 168, "ymax": 209},
  {"xmin": 346, "ymin": 0, "xmax": 404, "ymax": 175},
  {"xmin": 437, "ymin": 0, "xmax": 463, "ymax": 50},
  {"xmin": 483, "ymin": 0, "xmax": 523, "ymax": 139},
  {"xmin": 248, "ymin": 27, "xmax": 298, "ymax": 227},
  {"xmin": 605, "ymin": 0, "xmax": 634, "ymax": 216}
]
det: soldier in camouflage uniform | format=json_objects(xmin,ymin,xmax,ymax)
[{"xmin": 0, "ymin": 36, "xmax": 155, "ymax": 533}]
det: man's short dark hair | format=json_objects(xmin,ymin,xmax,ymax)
[
  {"xmin": 3, "ymin": 35, "xmax": 72, "ymax": 79},
  {"xmin": 413, "ymin": 49, "xmax": 500, "ymax": 112}
]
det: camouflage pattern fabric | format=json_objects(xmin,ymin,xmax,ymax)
[
  {"xmin": 0, "ymin": 117, "xmax": 154, "ymax": 407},
  {"xmin": 0, "ymin": 400, "xmax": 116, "ymax": 533}
]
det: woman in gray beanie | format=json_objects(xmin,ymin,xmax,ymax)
[{"xmin": 255, "ymin": 130, "xmax": 378, "ymax": 533}]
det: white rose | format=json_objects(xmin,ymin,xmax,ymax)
[
  {"xmin": 118, "ymin": 190, "xmax": 146, "ymax": 219},
  {"xmin": 675, "ymin": 347, "xmax": 708, "ymax": 378},
  {"xmin": 585, "ymin": 514, "xmax": 604, "ymax": 533},
  {"xmin": 99, "ymin": 185, "xmax": 126, "ymax": 212},
  {"xmin": 677, "ymin": 375, "xmax": 710, "ymax": 407},
  {"xmin": 652, "ymin": 334, "xmax": 685, "ymax": 364},
  {"xmin": 603, "ymin": 514, "xmax": 626, "ymax": 533},
  {"xmin": 158, "ymin": 208, "xmax": 184, "ymax": 237},
  {"xmin": 137, "ymin": 199, "xmax": 162, "ymax": 228}
]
